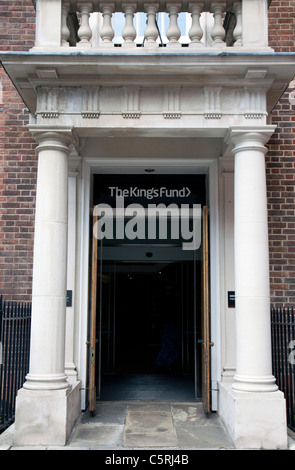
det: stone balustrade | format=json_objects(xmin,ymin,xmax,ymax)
[{"xmin": 33, "ymin": 0, "xmax": 271, "ymax": 52}]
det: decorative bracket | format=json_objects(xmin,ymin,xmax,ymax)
[
  {"xmin": 163, "ymin": 86, "xmax": 181, "ymax": 119},
  {"xmin": 36, "ymin": 87, "xmax": 60, "ymax": 119},
  {"xmin": 122, "ymin": 87, "xmax": 141, "ymax": 119},
  {"xmin": 203, "ymin": 87, "xmax": 222, "ymax": 119},
  {"xmin": 243, "ymin": 87, "xmax": 266, "ymax": 120},
  {"xmin": 82, "ymin": 87, "xmax": 100, "ymax": 118}
]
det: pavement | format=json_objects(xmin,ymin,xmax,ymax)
[
  {"xmin": 68, "ymin": 402, "xmax": 235, "ymax": 450},
  {"xmin": 1, "ymin": 401, "xmax": 295, "ymax": 451},
  {"xmin": 0, "ymin": 401, "xmax": 234, "ymax": 450}
]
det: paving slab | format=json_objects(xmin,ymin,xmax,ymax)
[
  {"xmin": 170, "ymin": 403, "xmax": 234, "ymax": 448},
  {"xmin": 124, "ymin": 404, "xmax": 178, "ymax": 447},
  {"xmin": 171, "ymin": 403, "xmax": 220, "ymax": 425},
  {"xmin": 81, "ymin": 403, "xmax": 128, "ymax": 425},
  {"xmin": 69, "ymin": 423, "xmax": 125, "ymax": 448},
  {"xmin": 174, "ymin": 421, "xmax": 234, "ymax": 449}
]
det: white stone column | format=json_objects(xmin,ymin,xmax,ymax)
[
  {"xmin": 231, "ymin": 129, "xmax": 277, "ymax": 393},
  {"xmin": 26, "ymin": 131, "xmax": 72, "ymax": 390},
  {"xmin": 218, "ymin": 126, "xmax": 287, "ymax": 449},
  {"xmin": 14, "ymin": 129, "xmax": 81, "ymax": 446}
]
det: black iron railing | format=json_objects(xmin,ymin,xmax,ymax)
[
  {"xmin": 0, "ymin": 296, "xmax": 31, "ymax": 432},
  {"xmin": 271, "ymin": 306, "xmax": 295, "ymax": 432}
]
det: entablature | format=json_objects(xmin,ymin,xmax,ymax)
[
  {"xmin": 2, "ymin": 51, "xmax": 294, "ymax": 118},
  {"xmin": 33, "ymin": 83, "xmax": 269, "ymax": 126}
]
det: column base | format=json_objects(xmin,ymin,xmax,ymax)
[
  {"xmin": 13, "ymin": 381, "xmax": 81, "ymax": 446},
  {"xmin": 65, "ymin": 363, "xmax": 78, "ymax": 384},
  {"xmin": 218, "ymin": 382, "xmax": 288, "ymax": 449},
  {"xmin": 232, "ymin": 373, "xmax": 279, "ymax": 392}
]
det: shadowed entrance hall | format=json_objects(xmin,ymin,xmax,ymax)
[{"xmin": 100, "ymin": 374, "xmax": 196, "ymax": 401}]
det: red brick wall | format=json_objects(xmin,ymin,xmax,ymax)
[
  {"xmin": 267, "ymin": 86, "xmax": 295, "ymax": 307},
  {"xmin": 0, "ymin": 1, "xmax": 36, "ymax": 300},
  {"xmin": 267, "ymin": 0, "xmax": 295, "ymax": 306},
  {"xmin": 268, "ymin": 0, "xmax": 295, "ymax": 53}
]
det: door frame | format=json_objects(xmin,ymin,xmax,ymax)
[{"xmin": 77, "ymin": 157, "xmax": 221, "ymax": 411}]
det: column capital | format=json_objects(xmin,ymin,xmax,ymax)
[
  {"xmin": 28, "ymin": 125, "xmax": 79, "ymax": 153},
  {"xmin": 225, "ymin": 125, "xmax": 276, "ymax": 152}
]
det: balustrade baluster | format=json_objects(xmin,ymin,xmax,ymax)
[
  {"xmin": 100, "ymin": 3, "xmax": 115, "ymax": 46},
  {"xmin": 122, "ymin": 3, "xmax": 137, "ymax": 47},
  {"xmin": 211, "ymin": 2, "xmax": 226, "ymax": 46},
  {"xmin": 166, "ymin": 3, "xmax": 181, "ymax": 47},
  {"xmin": 77, "ymin": 2, "xmax": 93, "ymax": 46},
  {"xmin": 61, "ymin": 1, "xmax": 70, "ymax": 46},
  {"xmin": 233, "ymin": 1, "xmax": 242, "ymax": 47},
  {"xmin": 144, "ymin": 4, "xmax": 159, "ymax": 48},
  {"xmin": 188, "ymin": 2, "xmax": 204, "ymax": 47}
]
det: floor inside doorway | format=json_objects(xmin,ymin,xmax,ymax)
[{"xmin": 100, "ymin": 374, "xmax": 197, "ymax": 401}]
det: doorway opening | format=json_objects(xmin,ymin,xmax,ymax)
[
  {"xmin": 99, "ymin": 259, "xmax": 202, "ymax": 401},
  {"xmin": 89, "ymin": 173, "xmax": 209, "ymax": 404}
]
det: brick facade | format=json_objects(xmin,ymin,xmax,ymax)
[
  {"xmin": 0, "ymin": 1, "xmax": 294, "ymax": 305},
  {"xmin": 0, "ymin": 0, "xmax": 36, "ymax": 300},
  {"xmin": 268, "ymin": 0, "xmax": 295, "ymax": 306}
]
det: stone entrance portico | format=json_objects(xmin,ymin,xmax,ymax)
[
  {"xmin": 12, "ymin": 123, "xmax": 288, "ymax": 448},
  {"xmin": 1, "ymin": 0, "xmax": 295, "ymax": 449}
]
